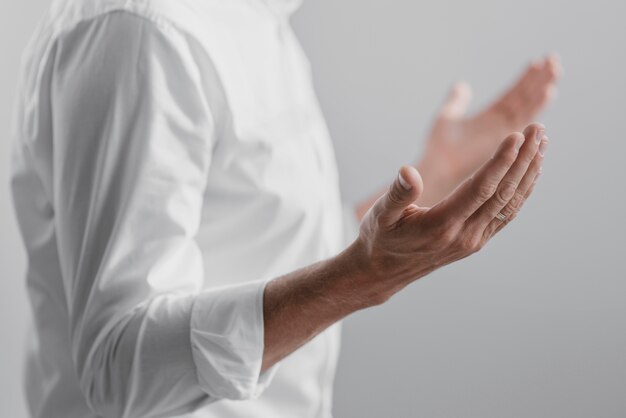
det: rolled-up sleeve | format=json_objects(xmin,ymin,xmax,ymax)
[
  {"xmin": 191, "ymin": 280, "xmax": 279, "ymax": 400},
  {"xmin": 50, "ymin": 10, "xmax": 276, "ymax": 418}
]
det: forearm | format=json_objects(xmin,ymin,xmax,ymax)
[
  {"xmin": 264, "ymin": 161, "xmax": 463, "ymax": 369},
  {"xmin": 262, "ymin": 241, "xmax": 374, "ymax": 370},
  {"xmin": 265, "ymin": 124, "xmax": 546, "ymax": 370}
]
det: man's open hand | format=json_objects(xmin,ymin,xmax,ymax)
[
  {"xmin": 263, "ymin": 123, "xmax": 547, "ymax": 370},
  {"xmin": 354, "ymin": 123, "xmax": 547, "ymax": 304}
]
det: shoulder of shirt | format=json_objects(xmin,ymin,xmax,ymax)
[
  {"xmin": 15, "ymin": 0, "xmax": 225, "ymax": 145},
  {"xmin": 39, "ymin": 0, "xmax": 209, "ymax": 44},
  {"xmin": 18, "ymin": 0, "xmax": 210, "ymax": 87},
  {"xmin": 20, "ymin": 0, "xmax": 219, "ymax": 101}
]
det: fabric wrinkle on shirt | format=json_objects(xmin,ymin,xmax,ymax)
[{"xmin": 11, "ymin": 0, "xmax": 358, "ymax": 417}]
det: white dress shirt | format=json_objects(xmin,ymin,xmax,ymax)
[{"xmin": 10, "ymin": 0, "xmax": 358, "ymax": 417}]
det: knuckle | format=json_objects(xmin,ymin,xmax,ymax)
[
  {"xmin": 374, "ymin": 213, "xmax": 388, "ymax": 228},
  {"xmin": 386, "ymin": 185, "xmax": 404, "ymax": 207},
  {"xmin": 372, "ymin": 202, "xmax": 383, "ymax": 218},
  {"xmin": 531, "ymin": 157, "xmax": 543, "ymax": 172},
  {"xmin": 370, "ymin": 200, "xmax": 385, "ymax": 221},
  {"xmin": 476, "ymin": 182, "xmax": 498, "ymax": 202},
  {"xmin": 505, "ymin": 150, "xmax": 518, "ymax": 166},
  {"xmin": 502, "ymin": 134, "xmax": 522, "ymax": 158},
  {"xmin": 437, "ymin": 216, "xmax": 459, "ymax": 234},
  {"xmin": 505, "ymin": 132, "xmax": 523, "ymax": 146},
  {"xmin": 523, "ymin": 151, "xmax": 536, "ymax": 164},
  {"xmin": 496, "ymin": 181, "xmax": 517, "ymax": 204},
  {"xmin": 458, "ymin": 233, "xmax": 482, "ymax": 253},
  {"xmin": 508, "ymin": 192, "xmax": 525, "ymax": 210},
  {"xmin": 438, "ymin": 229, "xmax": 457, "ymax": 247}
]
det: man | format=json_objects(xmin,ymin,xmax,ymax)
[{"xmin": 10, "ymin": 0, "xmax": 559, "ymax": 417}]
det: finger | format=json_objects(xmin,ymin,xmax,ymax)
[
  {"xmin": 374, "ymin": 165, "xmax": 424, "ymax": 228},
  {"xmin": 508, "ymin": 60, "xmax": 541, "ymax": 100},
  {"xmin": 499, "ymin": 57, "xmax": 560, "ymax": 124},
  {"xmin": 467, "ymin": 123, "xmax": 545, "ymax": 229},
  {"xmin": 490, "ymin": 62, "xmax": 541, "ymax": 125},
  {"xmin": 527, "ymin": 58, "xmax": 560, "ymax": 109},
  {"xmin": 433, "ymin": 132, "xmax": 522, "ymax": 222},
  {"xmin": 509, "ymin": 62, "xmax": 551, "ymax": 119},
  {"xmin": 527, "ymin": 55, "xmax": 562, "ymax": 103},
  {"xmin": 492, "ymin": 168, "xmax": 542, "ymax": 236},
  {"xmin": 544, "ymin": 53, "xmax": 563, "ymax": 80},
  {"xmin": 440, "ymin": 81, "xmax": 473, "ymax": 119},
  {"xmin": 484, "ymin": 136, "xmax": 547, "ymax": 238}
]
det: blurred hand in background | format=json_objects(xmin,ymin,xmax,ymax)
[
  {"xmin": 356, "ymin": 55, "xmax": 561, "ymax": 219},
  {"xmin": 416, "ymin": 55, "xmax": 562, "ymax": 206}
]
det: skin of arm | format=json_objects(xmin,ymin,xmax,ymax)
[{"xmin": 262, "ymin": 123, "xmax": 548, "ymax": 370}]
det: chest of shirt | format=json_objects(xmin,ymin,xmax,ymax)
[{"xmin": 173, "ymin": 1, "xmax": 340, "ymax": 211}]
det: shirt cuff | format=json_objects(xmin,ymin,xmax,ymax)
[{"xmin": 190, "ymin": 279, "xmax": 279, "ymax": 400}]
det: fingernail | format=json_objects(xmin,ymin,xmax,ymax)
[
  {"xmin": 398, "ymin": 172, "xmax": 412, "ymax": 190},
  {"xmin": 538, "ymin": 138, "xmax": 548, "ymax": 156},
  {"xmin": 535, "ymin": 127, "xmax": 544, "ymax": 143}
]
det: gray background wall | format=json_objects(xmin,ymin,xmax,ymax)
[{"xmin": 1, "ymin": 0, "xmax": 624, "ymax": 417}]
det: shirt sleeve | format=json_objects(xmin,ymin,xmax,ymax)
[{"xmin": 50, "ymin": 11, "xmax": 277, "ymax": 418}]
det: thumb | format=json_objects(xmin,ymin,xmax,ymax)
[
  {"xmin": 439, "ymin": 81, "xmax": 472, "ymax": 119},
  {"xmin": 377, "ymin": 165, "xmax": 424, "ymax": 228}
]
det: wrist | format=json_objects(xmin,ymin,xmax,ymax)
[{"xmin": 334, "ymin": 238, "xmax": 396, "ymax": 309}]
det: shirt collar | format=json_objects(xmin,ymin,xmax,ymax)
[{"xmin": 262, "ymin": 0, "xmax": 303, "ymax": 16}]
